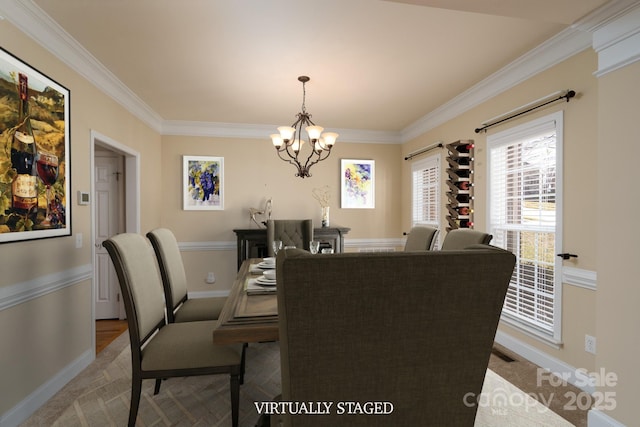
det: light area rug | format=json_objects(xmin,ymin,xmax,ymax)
[{"xmin": 21, "ymin": 332, "xmax": 573, "ymax": 427}]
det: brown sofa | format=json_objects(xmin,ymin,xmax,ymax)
[{"xmin": 274, "ymin": 245, "xmax": 515, "ymax": 427}]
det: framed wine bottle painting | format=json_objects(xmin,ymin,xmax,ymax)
[{"xmin": 0, "ymin": 48, "xmax": 71, "ymax": 243}]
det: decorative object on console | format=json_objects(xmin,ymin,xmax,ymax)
[
  {"xmin": 270, "ymin": 76, "xmax": 338, "ymax": 178},
  {"xmin": 312, "ymin": 186, "xmax": 331, "ymax": 227},
  {"xmin": 248, "ymin": 197, "xmax": 273, "ymax": 228},
  {"xmin": 341, "ymin": 159, "xmax": 375, "ymax": 209}
]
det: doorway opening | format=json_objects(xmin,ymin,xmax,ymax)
[{"xmin": 90, "ymin": 130, "xmax": 140, "ymax": 355}]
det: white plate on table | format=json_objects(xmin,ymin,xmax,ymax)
[
  {"xmin": 256, "ymin": 276, "xmax": 277, "ymax": 286},
  {"xmin": 257, "ymin": 261, "xmax": 276, "ymax": 269}
]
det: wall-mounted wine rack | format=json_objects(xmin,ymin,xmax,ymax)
[{"xmin": 446, "ymin": 139, "xmax": 474, "ymax": 231}]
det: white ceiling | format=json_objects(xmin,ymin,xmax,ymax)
[{"xmin": 14, "ymin": 0, "xmax": 615, "ymax": 136}]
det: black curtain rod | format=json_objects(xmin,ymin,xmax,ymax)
[
  {"xmin": 475, "ymin": 90, "xmax": 576, "ymax": 134},
  {"xmin": 404, "ymin": 143, "xmax": 443, "ymax": 161}
]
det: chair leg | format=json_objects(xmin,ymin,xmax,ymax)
[
  {"xmin": 154, "ymin": 378, "xmax": 162, "ymax": 395},
  {"xmin": 230, "ymin": 373, "xmax": 240, "ymax": 427},
  {"xmin": 129, "ymin": 375, "xmax": 142, "ymax": 427},
  {"xmin": 240, "ymin": 343, "xmax": 248, "ymax": 385}
]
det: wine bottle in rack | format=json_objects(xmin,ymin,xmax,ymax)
[
  {"xmin": 456, "ymin": 156, "xmax": 471, "ymax": 166},
  {"xmin": 455, "ymin": 193, "xmax": 470, "ymax": 204},
  {"xmin": 446, "ymin": 139, "xmax": 475, "ymax": 231},
  {"xmin": 447, "ymin": 180, "xmax": 472, "ymax": 194},
  {"xmin": 456, "ymin": 218, "xmax": 473, "ymax": 228},
  {"xmin": 448, "ymin": 141, "xmax": 475, "ymax": 157},
  {"xmin": 458, "ymin": 169, "xmax": 470, "ymax": 178},
  {"xmin": 11, "ymin": 73, "xmax": 38, "ymax": 216},
  {"xmin": 457, "ymin": 206, "xmax": 470, "ymax": 216}
]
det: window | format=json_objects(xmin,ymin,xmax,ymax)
[
  {"xmin": 411, "ymin": 154, "xmax": 440, "ymax": 229},
  {"xmin": 488, "ymin": 112, "xmax": 563, "ymax": 343}
]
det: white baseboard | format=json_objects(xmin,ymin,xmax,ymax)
[
  {"xmin": 495, "ymin": 330, "xmax": 595, "ymax": 394},
  {"xmin": 0, "ymin": 348, "xmax": 94, "ymax": 427},
  {"xmin": 588, "ymin": 408, "xmax": 626, "ymax": 427}
]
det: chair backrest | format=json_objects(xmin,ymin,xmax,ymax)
[
  {"xmin": 440, "ymin": 228, "xmax": 492, "ymax": 250},
  {"xmin": 404, "ymin": 225, "xmax": 439, "ymax": 251},
  {"xmin": 266, "ymin": 219, "xmax": 313, "ymax": 255},
  {"xmin": 276, "ymin": 246, "xmax": 515, "ymax": 427},
  {"xmin": 146, "ymin": 228, "xmax": 188, "ymax": 321},
  {"xmin": 103, "ymin": 233, "xmax": 167, "ymax": 362}
]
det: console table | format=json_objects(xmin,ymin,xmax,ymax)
[{"xmin": 233, "ymin": 225, "xmax": 350, "ymax": 270}]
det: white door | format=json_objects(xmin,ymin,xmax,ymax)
[{"xmin": 94, "ymin": 154, "xmax": 124, "ymax": 319}]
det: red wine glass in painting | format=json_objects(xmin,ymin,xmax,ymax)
[{"xmin": 35, "ymin": 150, "xmax": 59, "ymax": 225}]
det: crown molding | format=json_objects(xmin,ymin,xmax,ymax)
[
  {"xmin": 163, "ymin": 120, "xmax": 402, "ymax": 144},
  {"xmin": 0, "ymin": 0, "xmax": 163, "ymax": 132},
  {"xmin": 401, "ymin": 27, "xmax": 591, "ymax": 142},
  {"xmin": 2, "ymin": 0, "xmax": 635, "ymax": 142},
  {"xmin": 336, "ymin": 128, "xmax": 402, "ymax": 144},
  {"xmin": 163, "ymin": 121, "xmax": 276, "ymax": 139},
  {"xmin": 400, "ymin": 0, "xmax": 638, "ymax": 141},
  {"xmin": 592, "ymin": 1, "xmax": 640, "ymax": 77}
]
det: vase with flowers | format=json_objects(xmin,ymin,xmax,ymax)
[{"xmin": 312, "ymin": 186, "xmax": 331, "ymax": 228}]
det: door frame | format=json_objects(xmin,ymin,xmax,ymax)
[{"xmin": 90, "ymin": 130, "xmax": 140, "ymax": 356}]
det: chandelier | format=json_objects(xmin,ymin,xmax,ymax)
[{"xmin": 270, "ymin": 76, "xmax": 338, "ymax": 178}]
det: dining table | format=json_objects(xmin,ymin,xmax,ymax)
[{"xmin": 213, "ymin": 258, "xmax": 279, "ymax": 345}]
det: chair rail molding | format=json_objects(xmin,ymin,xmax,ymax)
[
  {"xmin": 345, "ymin": 238, "xmax": 403, "ymax": 251},
  {"xmin": 562, "ymin": 266, "xmax": 597, "ymax": 291},
  {"xmin": 179, "ymin": 241, "xmax": 237, "ymax": 251},
  {"xmin": 0, "ymin": 264, "xmax": 93, "ymax": 311}
]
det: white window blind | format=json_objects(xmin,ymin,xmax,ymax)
[
  {"xmin": 488, "ymin": 112, "xmax": 563, "ymax": 342},
  {"xmin": 411, "ymin": 155, "xmax": 440, "ymax": 228}
]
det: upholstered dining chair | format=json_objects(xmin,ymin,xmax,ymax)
[
  {"xmin": 147, "ymin": 228, "xmax": 227, "ymax": 323},
  {"xmin": 103, "ymin": 233, "xmax": 243, "ymax": 427},
  {"xmin": 404, "ymin": 225, "xmax": 439, "ymax": 251},
  {"xmin": 275, "ymin": 246, "xmax": 516, "ymax": 426},
  {"xmin": 266, "ymin": 219, "xmax": 313, "ymax": 255},
  {"xmin": 440, "ymin": 228, "xmax": 493, "ymax": 250}
]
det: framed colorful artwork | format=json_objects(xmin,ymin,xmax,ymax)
[
  {"xmin": 341, "ymin": 159, "xmax": 375, "ymax": 209},
  {"xmin": 0, "ymin": 47, "xmax": 71, "ymax": 243},
  {"xmin": 183, "ymin": 155, "xmax": 224, "ymax": 210}
]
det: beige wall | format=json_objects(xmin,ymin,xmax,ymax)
[
  {"xmin": 401, "ymin": 50, "xmax": 599, "ymax": 372},
  {"xmin": 2, "ymin": 9, "xmax": 639, "ymax": 426},
  {"xmin": 160, "ymin": 135, "xmax": 402, "ymax": 292},
  {"xmin": 596, "ymin": 59, "xmax": 640, "ymax": 426},
  {"xmin": 0, "ymin": 21, "xmax": 162, "ymax": 415}
]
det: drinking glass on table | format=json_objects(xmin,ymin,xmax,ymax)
[
  {"xmin": 309, "ymin": 240, "xmax": 320, "ymax": 254},
  {"xmin": 272, "ymin": 240, "xmax": 283, "ymax": 255}
]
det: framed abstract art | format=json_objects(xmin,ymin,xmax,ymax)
[{"xmin": 341, "ymin": 159, "xmax": 375, "ymax": 209}]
